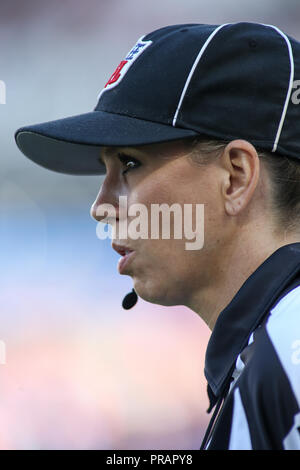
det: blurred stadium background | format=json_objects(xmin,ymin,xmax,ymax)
[{"xmin": 0, "ymin": 0, "xmax": 299, "ymax": 450}]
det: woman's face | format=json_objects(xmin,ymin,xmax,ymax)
[{"xmin": 91, "ymin": 140, "xmax": 227, "ymax": 309}]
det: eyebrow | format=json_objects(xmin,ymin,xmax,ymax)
[
  {"xmin": 98, "ymin": 147, "xmax": 120, "ymax": 166},
  {"xmin": 98, "ymin": 154, "xmax": 105, "ymax": 166},
  {"xmin": 98, "ymin": 146, "xmax": 145, "ymax": 166},
  {"xmin": 97, "ymin": 148, "xmax": 114, "ymax": 167}
]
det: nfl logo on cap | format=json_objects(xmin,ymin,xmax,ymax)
[{"xmin": 97, "ymin": 36, "xmax": 152, "ymax": 100}]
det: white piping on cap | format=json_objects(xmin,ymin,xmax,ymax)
[
  {"xmin": 261, "ymin": 24, "xmax": 295, "ymax": 153},
  {"xmin": 172, "ymin": 23, "xmax": 230, "ymax": 128},
  {"xmin": 173, "ymin": 22, "xmax": 295, "ymax": 154}
]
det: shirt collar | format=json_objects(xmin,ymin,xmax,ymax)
[{"xmin": 204, "ymin": 242, "xmax": 300, "ymax": 402}]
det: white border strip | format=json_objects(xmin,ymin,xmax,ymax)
[
  {"xmin": 172, "ymin": 23, "xmax": 230, "ymax": 127},
  {"xmin": 262, "ymin": 24, "xmax": 295, "ymax": 152}
]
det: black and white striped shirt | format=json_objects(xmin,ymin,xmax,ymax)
[{"xmin": 201, "ymin": 243, "xmax": 300, "ymax": 450}]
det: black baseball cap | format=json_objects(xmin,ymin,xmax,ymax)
[{"xmin": 14, "ymin": 22, "xmax": 300, "ymax": 175}]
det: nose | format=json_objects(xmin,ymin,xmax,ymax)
[{"xmin": 90, "ymin": 176, "xmax": 120, "ymax": 224}]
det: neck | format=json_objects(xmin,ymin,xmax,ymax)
[{"xmin": 189, "ymin": 227, "xmax": 300, "ymax": 330}]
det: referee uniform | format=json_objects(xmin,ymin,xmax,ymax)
[{"xmin": 201, "ymin": 243, "xmax": 300, "ymax": 450}]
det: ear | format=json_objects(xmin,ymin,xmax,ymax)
[{"xmin": 220, "ymin": 140, "xmax": 260, "ymax": 216}]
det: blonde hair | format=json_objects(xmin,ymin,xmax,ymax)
[{"xmin": 183, "ymin": 136, "xmax": 300, "ymax": 232}]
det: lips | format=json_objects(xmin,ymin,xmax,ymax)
[
  {"xmin": 112, "ymin": 243, "xmax": 136, "ymax": 274},
  {"xmin": 111, "ymin": 242, "xmax": 134, "ymax": 257}
]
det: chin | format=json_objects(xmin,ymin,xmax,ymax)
[{"xmin": 133, "ymin": 277, "xmax": 180, "ymax": 307}]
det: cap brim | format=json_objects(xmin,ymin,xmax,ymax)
[{"xmin": 14, "ymin": 110, "xmax": 198, "ymax": 175}]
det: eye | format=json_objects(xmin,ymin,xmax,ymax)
[{"xmin": 118, "ymin": 152, "xmax": 141, "ymax": 175}]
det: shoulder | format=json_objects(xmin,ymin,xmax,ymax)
[
  {"xmin": 231, "ymin": 287, "xmax": 300, "ymax": 448},
  {"xmin": 268, "ymin": 284, "xmax": 300, "ymax": 331},
  {"xmin": 243, "ymin": 286, "xmax": 300, "ymax": 384},
  {"xmin": 264, "ymin": 285, "xmax": 300, "ymax": 405},
  {"xmin": 236, "ymin": 285, "xmax": 300, "ymax": 405}
]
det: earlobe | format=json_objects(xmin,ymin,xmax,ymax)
[{"xmin": 224, "ymin": 198, "xmax": 242, "ymax": 216}]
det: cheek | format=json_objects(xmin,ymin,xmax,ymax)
[
  {"xmin": 127, "ymin": 172, "xmax": 210, "ymax": 252},
  {"xmin": 128, "ymin": 176, "xmax": 172, "ymax": 206},
  {"xmin": 125, "ymin": 165, "xmax": 224, "ymax": 304},
  {"xmin": 132, "ymin": 238, "xmax": 206, "ymax": 307}
]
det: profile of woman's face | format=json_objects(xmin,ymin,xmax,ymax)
[{"xmin": 91, "ymin": 140, "xmax": 226, "ymax": 309}]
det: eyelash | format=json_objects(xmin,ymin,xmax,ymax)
[{"xmin": 118, "ymin": 153, "xmax": 141, "ymax": 175}]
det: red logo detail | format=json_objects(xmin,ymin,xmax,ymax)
[{"xmin": 105, "ymin": 60, "xmax": 128, "ymax": 88}]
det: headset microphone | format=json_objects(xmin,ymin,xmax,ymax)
[{"xmin": 122, "ymin": 288, "xmax": 138, "ymax": 309}]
